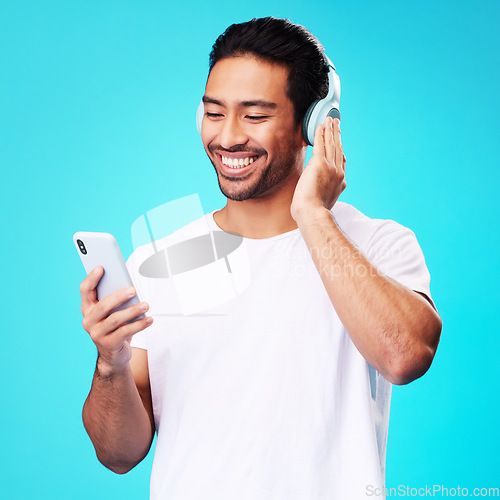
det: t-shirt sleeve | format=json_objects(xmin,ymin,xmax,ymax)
[
  {"xmin": 365, "ymin": 221, "xmax": 435, "ymax": 308},
  {"xmin": 126, "ymin": 251, "xmax": 149, "ymax": 350}
]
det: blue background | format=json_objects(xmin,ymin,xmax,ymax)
[{"xmin": 1, "ymin": 0, "xmax": 498, "ymax": 497}]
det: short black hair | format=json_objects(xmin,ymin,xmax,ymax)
[{"xmin": 208, "ymin": 17, "xmax": 329, "ymax": 124}]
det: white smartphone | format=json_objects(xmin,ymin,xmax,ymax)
[{"xmin": 73, "ymin": 231, "xmax": 145, "ymax": 321}]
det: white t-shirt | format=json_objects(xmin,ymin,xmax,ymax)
[{"xmin": 127, "ymin": 202, "xmax": 433, "ymax": 500}]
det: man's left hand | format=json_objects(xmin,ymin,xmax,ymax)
[{"xmin": 291, "ymin": 117, "xmax": 346, "ymax": 222}]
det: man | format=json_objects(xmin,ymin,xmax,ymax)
[{"xmin": 80, "ymin": 17, "xmax": 441, "ymax": 499}]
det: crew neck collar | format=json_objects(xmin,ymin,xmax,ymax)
[{"xmin": 206, "ymin": 210, "xmax": 301, "ymax": 242}]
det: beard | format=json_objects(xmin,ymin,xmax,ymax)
[{"xmin": 207, "ymin": 142, "xmax": 301, "ymax": 202}]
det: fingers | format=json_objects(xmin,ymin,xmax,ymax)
[
  {"xmin": 82, "ymin": 289, "xmax": 153, "ymax": 340},
  {"xmin": 332, "ymin": 118, "xmax": 344, "ymax": 172},
  {"xmin": 100, "ymin": 301, "xmax": 150, "ymax": 337},
  {"xmin": 93, "ymin": 307, "xmax": 153, "ymax": 346},
  {"xmin": 82, "ymin": 285, "xmax": 137, "ymax": 331},
  {"xmin": 324, "ymin": 118, "xmax": 335, "ymax": 164},
  {"xmin": 80, "ymin": 266, "xmax": 104, "ymax": 315},
  {"xmin": 110, "ymin": 316, "xmax": 154, "ymax": 344},
  {"xmin": 312, "ymin": 123, "xmax": 325, "ymax": 159},
  {"xmin": 321, "ymin": 117, "xmax": 343, "ymax": 173}
]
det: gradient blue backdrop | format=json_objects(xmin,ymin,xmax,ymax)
[{"xmin": 1, "ymin": 1, "xmax": 498, "ymax": 498}]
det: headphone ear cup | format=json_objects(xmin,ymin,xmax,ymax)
[
  {"xmin": 196, "ymin": 101, "xmax": 204, "ymax": 135},
  {"xmin": 302, "ymin": 102, "xmax": 341, "ymax": 146},
  {"xmin": 326, "ymin": 107, "xmax": 341, "ymax": 122},
  {"xmin": 302, "ymin": 100, "xmax": 320, "ymax": 146}
]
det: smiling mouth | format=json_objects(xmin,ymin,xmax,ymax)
[{"xmin": 220, "ymin": 155, "xmax": 259, "ymax": 169}]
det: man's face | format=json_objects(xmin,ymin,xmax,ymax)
[{"xmin": 201, "ymin": 55, "xmax": 306, "ymax": 202}]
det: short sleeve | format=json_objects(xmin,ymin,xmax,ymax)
[{"xmin": 366, "ymin": 221, "xmax": 435, "ymax": 308}]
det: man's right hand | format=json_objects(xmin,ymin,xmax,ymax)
[{"xmin": 80, "ymin": 266, "xmax": 153, "ymax": 377}]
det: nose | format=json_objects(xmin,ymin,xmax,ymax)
[{"xmin": 218, "ymin": 114, "xmax": 248, "ymax": 150}]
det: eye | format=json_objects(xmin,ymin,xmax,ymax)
[
  {"xmin": 206, "ymin": 112, "xmax": 223, "ymax": 119},
  {"xmin": 246, "ymin": 115, "xmax": 270, "ymax": 121}
]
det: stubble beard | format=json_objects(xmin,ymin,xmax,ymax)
[{"xmin": 207, "ymin": 143, "xmax": 300, "ymax": 202}]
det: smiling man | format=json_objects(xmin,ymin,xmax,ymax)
[
  {"xmin": 79, "ymin": 17, "xmax": 441, "ymax": 500},
  {"xmin": 204, "ymin": 56, "xmax": 303, "ymax": 206}
]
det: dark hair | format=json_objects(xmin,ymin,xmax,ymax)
[{"xmin": 208, "ymin": 17, "xmax": 329, "ymax": 124}]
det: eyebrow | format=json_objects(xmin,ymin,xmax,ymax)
[
  {"xmin": 202, "ymin": 96, "xmax": 277, "ymax": 109},
  {"xmin": 241, "ymin": 100, "xmax": 277, "ymax": 109}
]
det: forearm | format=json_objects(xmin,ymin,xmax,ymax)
[
  {"xmin": 82, "ymin": 357, "xmax": 154, "ymax": 473},
  {"xmin": 296, "ymin": 206, "xmax": 441, "ymax": 385}
]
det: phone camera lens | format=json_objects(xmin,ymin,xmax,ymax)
[{"xmin": 77, "ymin": 239, "xmax": 87, "ymax": 255}]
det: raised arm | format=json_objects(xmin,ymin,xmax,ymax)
[
  {"xmin": 80, "ymin": 266, "xmax": 155, "ymax": 473},
  {"xmin": 291, "ymin": 117, "xmax": 442, "ymax": 385}
]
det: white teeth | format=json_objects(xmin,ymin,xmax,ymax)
[{"xmin": 221, "ymin": 156, "xmax": 257, "ymax": 168}]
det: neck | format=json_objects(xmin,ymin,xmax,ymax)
[{"xmin": 214, "ymin": 170, "xmax": 301, "ymax": 239}]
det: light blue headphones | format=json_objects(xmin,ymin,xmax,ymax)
[
  {"xmin": 301, "ymin": 57, "xmax": 341, "ymax": 146},
  {"xmin": 196, "ymin": 55, "xmax": 340, "ymax": 146}
]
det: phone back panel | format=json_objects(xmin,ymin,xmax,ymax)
[{"xmin": 73, "ymin": 231, "xmax": 142, "ymax": 315}]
